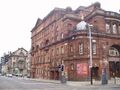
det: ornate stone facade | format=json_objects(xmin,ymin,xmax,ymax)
[
  {"xmin": 31, "ymin": 2, "xmax": 120, "ymax": 81},
  {"xmin": 8, "ymin": 48, "xmax": 28, "ymax": 76}
]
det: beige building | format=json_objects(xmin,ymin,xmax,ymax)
[{"xmin": 8, "ymin": 48, "xmax": 28, "ymax": 76}]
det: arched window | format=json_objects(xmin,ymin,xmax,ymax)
[
  {"xmin": 67, "ymin": 23, "xmax": 73, "ymax": 30},
  {"xmin": 109, "ymin": 47, "xmax": 119, "ymax": 56},
  {"xmin": 17, "ymin": 60, "xmax": 25, "ymax": 69},
  {"xmin": 61, "ymin": 33, "xmax": 64, "ymax": 39},
  {"xmin": 19, "ymin": 52, "xmax": 24, "ymax": 56},
  {"xmin": 119, "ymin": 24, "xmax": 120, "ymax": 34},
  {"xmin": 61, "ymin": 46, "xmax": 64, "ymax": 54},
  {"xmin": 45, "ymin": 39, "xmax": 49, "ymax": 45},
  {"xmin": 70, "ymin": 64, "xmax": 74, "ymax": 70},
  {"xmin": 106, "ymin": 23, "xmax": 110, "ymax": 33},
  {"xmin": 112, "ymin": 24, "xmax": 117, "ymax": 34}
]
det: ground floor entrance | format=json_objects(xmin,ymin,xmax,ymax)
[
  {"xmin": 109, "ymin": 61, "xmax": 120, "ymax": 78},
  {"xmin": 50, "ymin": 71, "xmax": 59, "ymax": 80},
  {"xmin": 92, "ymin": 66, "xmax": 99, "ymax": 79}
]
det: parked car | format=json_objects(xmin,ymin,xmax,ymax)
[
  {"xmin": 6, "ymin": 74, "xmax": 13, "ymax": 78},
  {"xmin": 15, "ymin": 74, "xmax": 23, "ymax": 77},
  {"xmin": 27, "ymin": 75, "xmax": 30, "ymax": 78}
]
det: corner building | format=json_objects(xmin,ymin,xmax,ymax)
[{"xmin": 31, "ymin": 2, "xmax": 120, "ymax": 81}]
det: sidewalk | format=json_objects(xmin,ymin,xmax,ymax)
[
  {"xmin": 23, "ymin": 77, "xmax": 120, "ymax": 87},
  {"xmin": 67, "ymin": 79, "xmax": 120, "ymax": 87}
]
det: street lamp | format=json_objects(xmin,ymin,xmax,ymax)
[{"xmin": 88, "ymin": 24, "xmax": 93, "ymax": 85}]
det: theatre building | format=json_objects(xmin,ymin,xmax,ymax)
[{"xmin": 31, "ymin": 2, "xmax": 120, "ymax": 81}]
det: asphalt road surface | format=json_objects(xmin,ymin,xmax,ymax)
[{"xmin": 0, "ymin": 76, "xmax": 120, "ymax": 90}]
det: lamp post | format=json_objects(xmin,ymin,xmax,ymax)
[{"xmin": 88, "ymin": 24, "xmax": 93, "ymax": 85}]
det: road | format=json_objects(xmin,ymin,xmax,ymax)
[{"xmin": 0, "ymin": 76, "xmax": 120, "ymax": 90}]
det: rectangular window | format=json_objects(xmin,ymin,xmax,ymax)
[
  {"xmin": 70, "ymin": 45, "xmax": 73, "ymax": 52},
  {"xmin": 79, "ymin": 43, "xmax": 83, "ymax": 55},
  {"xmin": 56, "ymin": 35, "xmax": 59, "ymax": 41},
  {"xmin": 61, "ymin": 33, "xmax": 64, "ymax": 39},
  {"xmin": 41, "ymin": 56, "xmax": 43, "ymax": 63},
  {"xmin": 56, "ymin": 48, "xmax": 59, "ymax": 55},
  {"xmin": 48, "ymin": 56, "xmax": 50, "ymax": 62},
  {"xmin": 45, "ymin": 55, "xmax": 47, "ymax": 63},
  {"xmin": 92, "ymin": 43, "xmax": 96, "ymax": 55},
  {"xmin": 39, "ymin": 57, "xmax": 40, "ymax": 63},
  {"xmin": 61, "ymin": 46, "xmax": 64, "ymax": 54},
  {"xmin": 51, "ymin": 49, "xmax": 54, "ymax": 56},
  {"xmin": 51, "ymin": 37, "xmax": 54, "ymax": 43}
]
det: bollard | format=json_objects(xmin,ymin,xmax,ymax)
[{"xmin": 61, "ymin": 75, "xmax": 66, "ymax": 84}]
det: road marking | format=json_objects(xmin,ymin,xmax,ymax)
[
  {"xmin": 72, "ymin": 89, "xmax": 78, "ymax": 90},
  {"xmin": 43, "ymin": 89, "xmax": 48, "ymax": 90}
]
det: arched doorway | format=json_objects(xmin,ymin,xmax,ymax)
[{"xmin": 108, "ymin": 45, "xmax": 120, "ymax": 78}]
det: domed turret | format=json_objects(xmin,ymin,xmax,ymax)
[
  {"xmin": 76, "ymin": 20, "xmax": 87, "ymax": 30},
  {"xmin": 66, "ymin": 7, "xmax": 72, "ymax": 12},
  {"xmin": 94, "ymin": 2, "xmax": 101, "ymax": 8}
]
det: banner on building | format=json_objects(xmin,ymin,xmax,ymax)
[{"xmin": 77, "ymin": 63, "xmax": 88, "ymax": 76}]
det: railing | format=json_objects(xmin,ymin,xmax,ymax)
[{"xmin": 105, "ymin": 11, "xmax": 120, "ymax": 18}]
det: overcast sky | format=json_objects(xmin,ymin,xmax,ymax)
[{"xmin": 0, "ymin": 0, "xmax": 119, "ymax": 57}]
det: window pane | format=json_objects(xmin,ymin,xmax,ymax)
[
  {"xmin": 106, "ymin": 23, "xmax": 110, "ymax": 33},
  {"xmin": 92, "ymin": 43, "xmax": 96, "ymax": 54},
  {"xmin": 119, "ymin": 25, "xmax": 120, "ymax": 34},
  {"xmin": 61, "ymin": 33, "xmax": 64, "ymax": 39},
  {"xmin": 112, "ymin": 24, "xmax": 117, "ymax": 34},
  {"xmin": 56, "ymin": 48, "xmax": 59, "ymax": 55},
  {"xmin": 70, "ymin": 45, "xmax": 73, "ymax": 52},
  {"xmin": 61, "ymin": 46, "xmax": 64, "ymax": 54},
  {"xmin": 79, "ymin": 43, "xmax": 83, "ymax": 54}
]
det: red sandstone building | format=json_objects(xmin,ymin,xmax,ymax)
[{"xmin": 31, "ymin": 2, "xmax": 120, "ymax": 81}]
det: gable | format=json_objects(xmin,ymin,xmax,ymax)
[{"xmin": 13, "ymin": 48, "xmax": 28, "ymax": 56}]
